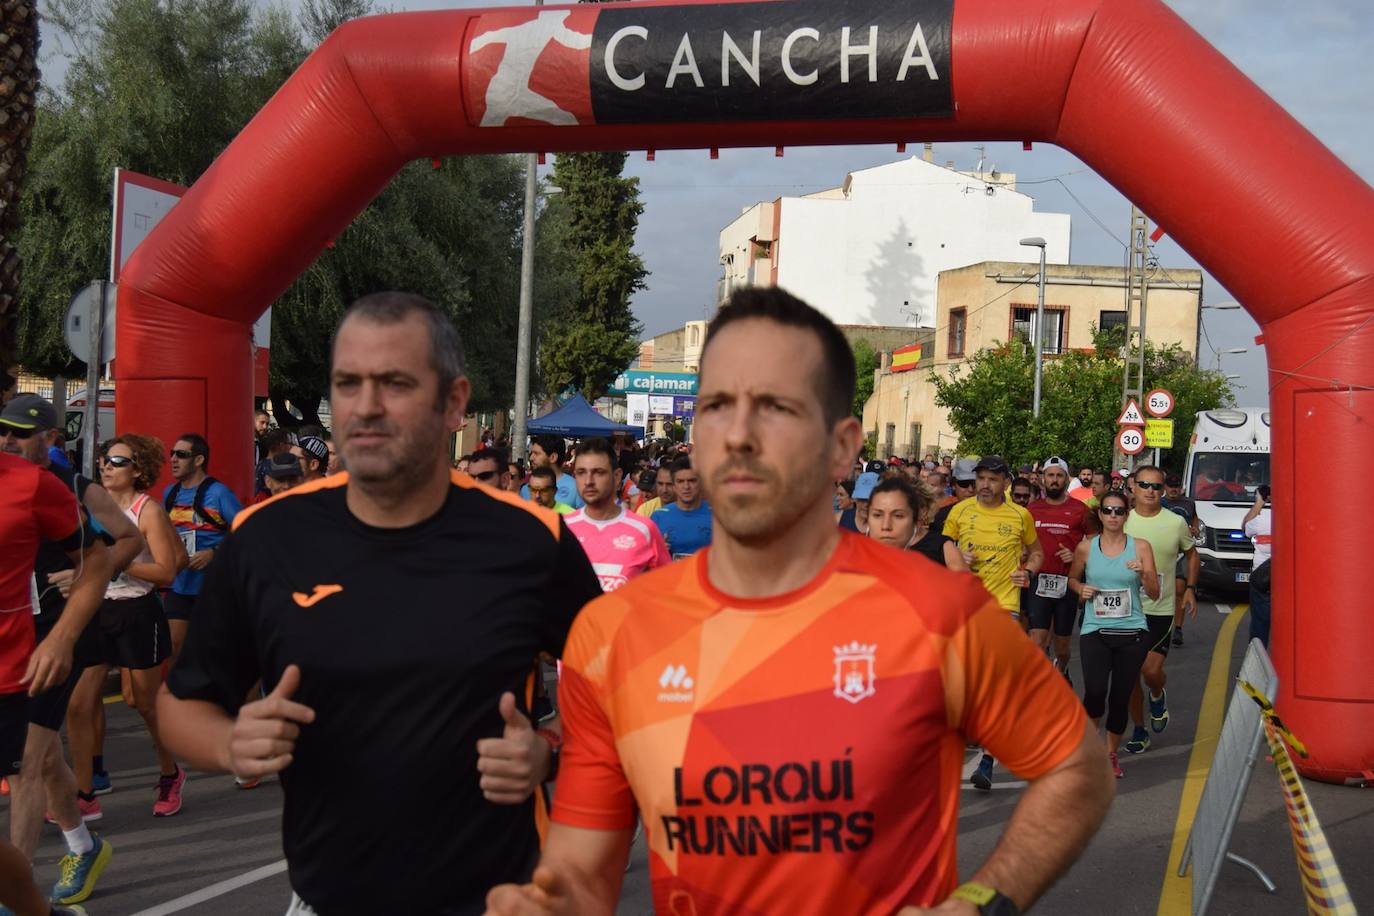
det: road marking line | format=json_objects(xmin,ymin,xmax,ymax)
[
  {"xmin": 1215, "ymin": 603, "xmax": 1233, "ymax": 616},
  {"xmin": 1156, "ymin": 603, "xmax": 1249, "ymax": 915},
  {"xmin": 129, "ymin": 859, "xmax": 288, "ymax": 916}
]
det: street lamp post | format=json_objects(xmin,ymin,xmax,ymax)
[
  {"xmin": 1196, "ymin": 301, "xmax": 1242, "ymax": 366},
  {"xmin": 1019, "ymin": 237, "xmax": 1048, "ymax": 418},
  {"xmin": 1216, "ymin": 346, "xmax": 1248, "ymax": 371}
]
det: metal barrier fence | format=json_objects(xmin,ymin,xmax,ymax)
[{"xmin": 1177, "ymin": 638, "xmax": 1278, "ymax": 915}]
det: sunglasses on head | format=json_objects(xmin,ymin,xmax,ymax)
[
  {"xmin": 0, "ymin": 425, "xmax": 39, "ymax": 439},
  {"xmin": 102, "ymin": 455, "xmax": 134, "ymax": 468},
  {"xmin": 1135, "ymin": 480, "xmax": 1164, "ymax": 491},
  {"xmin": 1099, "ymin": 505, "xmax": 1129, "ymax": 516},
  {"xmin": 472, "ymin": 469, "xmax": 498, "ymax": 482}
]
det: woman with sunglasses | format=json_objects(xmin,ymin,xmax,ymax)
[
  {"xmin": 66, "ymin": 435, "xmax": 189, "ymax": 819},
  {"xmin": 1067, "ymin": 490, "xmax": 1159, "ymax": 778}
]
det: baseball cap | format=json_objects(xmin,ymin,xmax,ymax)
[
  {"xmin": 952, "ymin": 458, "xmax": 978, "ymax": 482},
  {"xmin": 864, "ymin": 460, "xmax": 885, "ymax": 475},
  {"xmin": 0, "ymin": 394, "xmax": 58, "ymax": 431},
  {"xmin": 974, "ymin": 454, "xmax": 1010, "ymax": 475},
  {"xmin": 1042, "ymin": 456, "xmax": 1072, "ymax": 474},
  {"xmin": 853, "ymin": 471, "xmax": 880, "ymax": 500},
  {"xmin": 888, "ymin": 456, "xmax": 904, "ymax": 467},
  {"xmin": 1017, "ymin": 464, "xmax": 1033, "ymax": 474},
  {"xmin": 298, "ymin": 435, "xmax": 329, "ymax": 464},
  {"xmin": 267, "ymin": 452, "xmax": 304, "ymax": 480}
]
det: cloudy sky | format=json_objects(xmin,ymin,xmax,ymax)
[{"xmin": 42, "ymin": 0, "xmax": 1371, "ymax": 403}]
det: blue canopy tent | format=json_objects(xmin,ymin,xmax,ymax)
[{"xmin": 525, "ymin": 394, "xmax": 645, "ymax": 440}]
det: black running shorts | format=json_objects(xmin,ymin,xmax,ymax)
[
  {"xmin": 1146, "ymin": 614, "xmax": 1174, "ymax": 657},
  {"xmin": 98, "ymin": 593, "xmax": 172, "ymax": 670},
  {"xmin": 27, "ymin": 622, "xmax": 101, "ymax": 731},
  {"xmin": 1027, "ymin": 587, "xmax": 1078, "ymax": 638},
  {"xmin": 0, "ymin": 693, "xmax": 29, "ymax": 777},
  {"xmin": 161, "ymin": 590, "xmax": 197, "ymax": 622}
]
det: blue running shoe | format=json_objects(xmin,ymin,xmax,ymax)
[
  {"xmin": 1124, "ymin": 726, "xmax": 1151, "ymax": 754},
  {"xmin": 1149, "ymin": 689, "xmax": 1170, "ymax": 734},
  {"xmin": 52, "ymin": 834, "xmax": 112, "ymax": 904},
  {"xmin": 971, "ymin": 755, "xmax": 994, "ymax": 791},
  {"xmin": 91, "ymin": 769, "xmax": 112, "ymax": 796}
]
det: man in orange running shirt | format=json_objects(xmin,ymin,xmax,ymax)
[{"xmin": 486, "ymin": 288, "xmax": 1114, "ymax": 916}]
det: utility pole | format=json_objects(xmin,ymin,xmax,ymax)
[
  {"xmin": 1116, "ymin": 206, "xmax": 1151, "ymax": 472},
  {"xmin": 510, "ymin": 0, "xmax": 545, "ymax": 462}
]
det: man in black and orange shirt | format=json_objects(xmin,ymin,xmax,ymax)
[
  {"xmin": 487, "ymin": 288, "xmax": 1115, "ymax": 916},
  {"xmin": 158, "ymin": 293, "xmax": 601, "ymax": 915}
]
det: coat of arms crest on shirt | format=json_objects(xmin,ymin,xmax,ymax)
[{"xmin": 833, "ymin": 641, "xmax": 877, "ymax": 704}]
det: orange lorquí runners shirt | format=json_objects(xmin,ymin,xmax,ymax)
[{"xmin": 553, "ymin": 530, "xmax": 1086, "ymax": 915}]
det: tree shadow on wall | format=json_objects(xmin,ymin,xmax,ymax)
[{"xmin": 863, "ymin": 219, "xmax": 927, "ymax": 326}]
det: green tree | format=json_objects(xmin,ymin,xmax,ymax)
[
  {"xmin": 932, "ymin": 334, "xmax": 1233, "ymax": 472},
  {"xmin": 851, "ymin": 339, "xmax": 876, "ymax": 418},
  {"xmin": 0, "ymin": 0, "xmax": 41, "ymax": 366},
  {"xmin": 539, "ymin": 152, "xmax": 647, "ymax": 400}
]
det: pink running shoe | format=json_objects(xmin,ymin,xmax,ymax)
[
  {"xmin": 153, "ymin": 766, "xmax": 186, "ymax": 817},
  {"xmin": 1109, "ymin": 751, "xmax": 1124, "ymax": 779},
  {"xmin": 45, "ymin": 796, "xmax": 102, "ymax": 825}
]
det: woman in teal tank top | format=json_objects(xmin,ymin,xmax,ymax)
[{"xmin": 1068, "ymin": 491, "xmax": 1159, "ymax": 777}]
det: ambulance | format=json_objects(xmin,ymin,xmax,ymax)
[
  {"xmin": 64, "ymin": 386, "xmax": 117, "ymax": 448},
  {"xmin": 1182, "ymin": 408, "xmax": 1270, "ymax": 594}
]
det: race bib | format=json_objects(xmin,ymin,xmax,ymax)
[
  {"xmin": 180, "ymin": 528, "xmax": 197, "ymax": 557},
  {"xmin": 1035, "ymin": 574, "xmax": 1068, "ymax": 599},
  {"xmin": 1093, "ymin": 588, "xmax": 1131, "ymax": 619}
]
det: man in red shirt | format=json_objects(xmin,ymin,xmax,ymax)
[
  {"xmin": 1027, "ymin": 458, "xmax": 1095, "ymax": 681},
  {"xmin": 486, "ymin": 288, "xmax": 1113, "ymax": 916},
  {"xmin": 1, "ymin": 406, "xmax": 111, "ymax": 915}
]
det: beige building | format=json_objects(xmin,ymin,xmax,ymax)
[
  {"xmin": 640, "ymin": 321, "xmax": 922, "ymax": 374},
  {"xmin": 863, "ymin": 261, "xmax": 1203, "ymax": 460}
]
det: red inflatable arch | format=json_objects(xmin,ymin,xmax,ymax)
[{"xmin": 117, "ymin": 0, "xmax": 1374, "ymax": 782}]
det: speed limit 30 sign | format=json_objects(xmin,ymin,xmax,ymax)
[
  {"xmin": 1145, "ymin": 388, "xmax": 1175, "ymax": 418},
  {"xmin": 1117, "ymin": 426, "xmax": 1146, "ymax": 455}
]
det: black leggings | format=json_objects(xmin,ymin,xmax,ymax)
[{"xmin": 1079, "ymin": 629, "xmax": 1150, "ymax": 735}]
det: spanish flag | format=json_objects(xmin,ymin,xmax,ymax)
[{"xmin": 890, "ymin": 343, "xmax": 922, "ymax": 373}]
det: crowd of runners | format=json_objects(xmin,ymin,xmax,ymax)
[{"xmin": 0, "ymin": 286, "xmax": 1271, "ymax": 915}]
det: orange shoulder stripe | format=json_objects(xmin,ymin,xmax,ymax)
[
  {"xmin": 449, "ymin": 469, "xmax": 561, "ymax": 539},
  {"xmin": 231, "ymin": 473, "xmax": 349, "ymax": 532}
]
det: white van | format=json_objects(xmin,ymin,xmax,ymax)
[
  {"xmin": 1183, "ymin": 408, "xmax": 1270, "ymax": 594},
  {"xmin": 65, "ymin": 386, "xmax": 116, "ymax": 446}
]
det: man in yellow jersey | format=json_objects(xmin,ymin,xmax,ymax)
[
  {"xmin": 943, "ymin": 454, "xmax": 1043, "ymax": 790},
  {"xmin": 634, "ymin": 464, "xmax": 675, "ymax": 518}
]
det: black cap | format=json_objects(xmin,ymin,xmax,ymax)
[
  {"xmin": 266, "ymin": 452, "xmax": 304, "ymax": 480},
  {"xmin": 298, "ymin": 435, "xmax": 329, "ymax": 463},
  {"xmin": 974, "ymin": 455, "xmax": 1010, "ymax": 475},
  {"xmin": 864, "ymin": 460, "xmax": 885, "ymax": 474},
  {"xmin": 0, "ymin": 394, "xmax": 58, "ymax": 431}
]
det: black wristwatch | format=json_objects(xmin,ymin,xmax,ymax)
[
  {"xmin": 950, "ymin": 883, "xmax": 1021, "ymax": 916},
  {"xmin": 1185, "ymin": 584, "xmax": 1197, "ymax": 592}
]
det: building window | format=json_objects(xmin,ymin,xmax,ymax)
[
  {"xmin": 948, "ymin": 308, "xmax": 967, "ymax": 357},
  {"xmin": 907, "ymin": 423, "xmax": 922, "ymax": 461},
  {"xmin": 1011, "ymin": 306, "xmax": 1066, "ymax": 355},
  {"xmin": 884, "ymin": 423, "xmax": 896, "ymax": 459},
  {"xmin": 1098, "ymin": 310, "xmax": 1127, "ymax": 346}
]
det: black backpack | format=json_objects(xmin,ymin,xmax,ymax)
[{"xmin": 164, "ymin": 477, "xmax": 229, "ymax": 531}]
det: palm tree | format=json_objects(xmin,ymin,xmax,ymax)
[{"xmin": 0, "ymin": 0, "xmax": 39, "ymax": 365}]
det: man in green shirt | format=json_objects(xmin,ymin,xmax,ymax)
[
  {"xmin": 527, "ymin": 465, "xmax": 573, "ymax": 515},
  {"xmin": 1122, "ymin": 465, "xmax": 1199, "ymax": 754}
]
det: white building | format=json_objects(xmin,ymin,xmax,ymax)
[{"xmin": 718, "ymin": 150, "xmax": 1071, "ymax": 327}]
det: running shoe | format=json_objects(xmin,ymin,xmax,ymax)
[
  {"xmin": 971, "ymin": 755, "xmax": 994, "ymax": 791},
  {"xmin": 235, "ymin": 775, "xmax": 262, "ymax": 790},
  {"xmin": 1109, "ymin": 751, "xmax": 1123, "ymax": 779},
  {"xmin": 1149, "ymin": 689, "xmax": 1170, "ymax": 733},
  {"xmin": 1172, "ymin": 627, "xmax": 1184, "ymax": 647},
  {"xmin": 91, "ymin": 769, "xmax": 113, "ymax": 796},
  {"xmin": 52, "ymin": 834, "xmax": 113, "ymax": 904},
  {"xmin": 45, "ymin": 796, "xmax": 102, "ymax": 825},
  {"xmin": 1124, "ymin": 726, "xmax": 1151, "ymax": 754},
  {"xmin": 153, "ymin": 766, "xmax": 186, "ymax": 817}
]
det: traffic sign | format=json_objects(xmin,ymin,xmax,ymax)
[
  {"xmin": 1145, "ymin": 388, "xmax": 1175, "ymax": 418},
  {"xmin": 1145, "ymin": 418, "xmax": 1175, "ymax": 448},
  {"xmin": 1116, "ymin": 398, "xmax": 1146, "ymax": 426},
  {"xmin": 1117, "ymin": 426, "xmax": 1146, "ymax": 455},
  {"xmin": 62, "ymin": 281, "xmax": 117, "ymax": 365}
]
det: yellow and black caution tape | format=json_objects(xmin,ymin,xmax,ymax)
[{"xmin": 1238, "ymin": 680, "xmax": 1356, "ymax": 916}]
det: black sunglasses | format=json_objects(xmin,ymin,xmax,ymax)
[
  {"xmin": 1135, "ymin": 480, "xmax": 1164, "ymax": 491},
  {"xmin": 102, "ymin": 455, "xmax": 134, "ymax": 468},
  {"xmin": 472, "ymin": 469, "xmax": 499, "ymax": 482},
  {"xmin": 1099, "ymin": 505, "xmax": 1129, "ymax": 516},
  {"xmin": 170, "ymin": 449, "xmax": 197, "ymax": 460},
  {"xmin": 0, "ymin": 425, "xmax": 39, "ymax": 439}
]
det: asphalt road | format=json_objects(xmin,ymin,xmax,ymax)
[{"xmin": 11, "ymin": 601, "xmax": 1368, "ymax": 915}]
